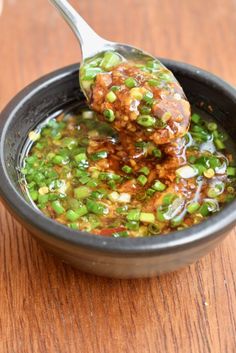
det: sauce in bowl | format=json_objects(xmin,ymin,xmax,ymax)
[{"xmin": 20, "ymin": 104, "xmax": 236, "ymax": 237}]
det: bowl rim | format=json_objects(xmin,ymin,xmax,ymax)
[{"xmin": 1, "ymin": 59, "xmax": 236, "ymax": 256}]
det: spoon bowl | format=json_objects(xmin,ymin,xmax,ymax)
[{"xmin": 49, "ymin": 0, "xmax": 191, "ymax": 144}]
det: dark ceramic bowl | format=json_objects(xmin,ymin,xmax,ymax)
[{"xmin": 1, "ymin": 60, "xmax": 236, "ymax": 278}]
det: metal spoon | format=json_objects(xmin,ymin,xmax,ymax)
[
  {"xmin": 49, "ymin": 0, "xmax": 176, "ymax": 98},
  {"xmin": 49, "ymin": 0, "xmax": 191, "ymax": 144}
]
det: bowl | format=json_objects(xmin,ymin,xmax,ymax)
[{"xmin": 1, "ymin": 60, "xmax": 236, "ymax": 278}]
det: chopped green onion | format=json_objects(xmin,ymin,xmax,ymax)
[
  {"xmin": 99, "ymin": 172, "xmax": 122, "ymax": 182},
  {"xmin": 152, "ymin": 180, "xmax": 166, "ymax": 191},
  {"xmin": 171, "ymin": 216, "xmax": 183, "ymax": 227},
  {"xmin": 21, "ymin": 168, "xmax": 28, "ymax": 175},
  {"xmin": 146, "ymin": 60, "xmax": 160, "ymax": 70},
  {"xmin": 86, "ymin": 179, "xmax": 99, "ymax": 188},
  {"xmin": 194, "ymin": 164, "xmax": 207, "ymax": 175},
  {"xmin": 122, "ymin": 165, "xmax": 132, "ymax": 174},
  {"xmin": 124, "ymin": 77, "xmax": 137, "ymax": 88},
  {"xmin": 156, "ymin": 208, "xmax": 166, "ymax": 222},
  {"xmin": 110, "ymin": 85, "xmax": 121, "ymax": 92},
  {"xmin": 198, "ymin": 203, "xmax": 210, "ymax": 217},
  {"xmin": 90, "ymin": 189, "xmax": 106, "ymax": 200},
  {"xmin": 146, "ymin": 188, "xmax": 156, "ymax": 196},
  {"xmin": 74, "ymin": 186, "xmax": 91, "ymax": 199},
  {"xmin": 106, "ymin": 91, "xmax": 117, "ymax": 103},
  {"xmin": 38, "ymin": 194, "xmax": 49, "ymax": 205},
  {"xmin": 227, "ymin": 167, "xmax": 236, "ymax": 176},
  {"xmin": 192, "ymin": 125, "xmax": 207, "ymax": 134},
  {"xmin": 207, "ymin": 188, "xmax": 220, "ymax": 198},
  {"xmin": 208, "ymin": 156, "xmax": 221, "ymax": 169},
  {"xmin": 87, "ymin": 214, "xmax": 101, "ymax": 230},
  {"xmin": 51, "ymin": 200, "xmax": 65, "ymax": 215},
  {"xmin": 214, "ymin": 139, "xmax": 225, "ymax": 150},
  {"xmin": 62, "ymin": 137, "xmax": 78, "ymax": 150},
  {"xmin": 207, "ymin": 122, "xmax": 217, "ymax": 131},
  {"xmin": 25, "ymin": 155, "xmax": 38, "ymax": 165},
  {"xmin": 104, "ymin": 109, "xmax": 115, "ymax": 122},
  {"xmin": 204, "ymin": 198, "xmax": 219, "ymax": 212},
  {"xmin": 137, "ymin": 174, "xmax": 148, "ymax": 186},
  {"xmin": 162, "ymin": 193, "xmax": 176, "ymax": 206},
  {"xmin": 29, "ymin": 190, "xmax": 38, "ymax": 201},
  {"xmin": 148, "ymin": 79, "xmax": 159, "ymax": 87},
  {"xmin": 137, "ymin": 115, "xmax": 156, "ymax": 127},
  {"xmin": 225, "ymin": 194, "xmax": 235, "ymax": 203},
  {"xmin": 188, "ymin": 155, "xmax": 196, "ymax": 164},
  {"xmin": 66, "ymin": 209, "xmax": 80, "ymax": 222},
  {"xmin": 69, "ymin": 223, "xmax": 79, "ymax": 230},
  {"xmin": 187, "ymin": 202, "xmax": 200, "ymax": 214},
  {"xmin": 75, "ymin": 169, "xmax": 89, "ymax": 178},
  {"xmin": 116, "ymin": 205, "xmax": 128, "ymax": 214},
  {"xmin": 139, "ymin": 106, "xmax": 151, "ymax": 115},
  {"xmin": 152, "ymin": 148, "xmax": 162, "ymax": 158},
  {"xmin": 126, "ymin": 221, "xmax": 139, "ymax": 230},
  {"xmin": 76, "ymin": 205, "xmax": 88, "ymax": 218},
  {"xmin": 79, "ymin": 175, "xmax": 91, "ymax": 185},
  {"xmin": 155, "ymin": 118, "xmax": 167, "ymax": 129},
  {"xmin": 130, "ymin": 88, "xmax": 143, "ymax": 100},
  {"xmin": 100, "ymin": 51, "xmax": 122, "ymax": 70},
  {"xmin": 140, "ymin": 212, "xmax": 155, "ymax": 223},
  {"xmin": 90, "ymin": 150, "xmax": 108, "ymax": 161},
  {"xmin": 67, "ymin": 198, "xmax": 81, "ymax": 210},
  {"xmin": 127, "ymin": 209, "xmax": 141, "ymax": 221},
  {"xmin": 52, "ymin": 155, "xmax": 65, "ymax": 165},
  {"xmin": 74, "ymin": 153, "xmax": 87, "ymax": 163},
  {"xmin": 158, "ymin": 72, "xmax": 172, "ymax": 83},
  {"xmin": 86, "ymin": 199, "xmax": 109, "ymax": 215},
  {"xmin": 86, "ymin": 57, "xmax": 102, "ymax": 67},
  {"xmin": 82, "ymin": 67, "xmax": 102, "ymax": 80},
  {"xmin": 138, "ymin": 166, "xmax": 150, "ymax": 175},
  {"xmin": 148, "ymin": 224, "xmax": 161, "ymax": 235},
  {"xmin": 191, "ymin": 132, "xmax": 209, "ymax": 142},
  {"xmin": 191, "ymin": 113, "xmax": 201, "ymax": 124},
  {"xmin": 142, "ymin": 91, "xmax": 154, "ymax": 105},
  {"xmin": 107, "ymin": 180, "xmax": 116, "ymax": 189}
]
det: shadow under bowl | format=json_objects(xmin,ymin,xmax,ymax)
[{"xmin": 1, "ymin": 60, "xmax": 236, "ymax": 278}]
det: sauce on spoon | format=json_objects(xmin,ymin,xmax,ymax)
[{"xmin": 80, "ymin": 51, "xmax": 191, "ymax": 145}]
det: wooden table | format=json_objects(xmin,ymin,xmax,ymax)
[{"xmin": 1, "ymin": 1, "xmax": 236, "ymax": 352}]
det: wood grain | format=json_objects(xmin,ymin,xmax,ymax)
[{"xmin": 1, "ymin": 0, "xmax": 236, "ymax": 352}]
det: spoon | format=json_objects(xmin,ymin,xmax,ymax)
[
  {"xmin": 49, "ymin": 0, "xmax": 190, "ymax": 144},
  {"xmin": 49, "ymin": 0, "xmax": 176, "ymax": 96}
]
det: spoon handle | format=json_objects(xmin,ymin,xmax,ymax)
[{"xmin": 49, "ymin": 0, "xmax": 108, "ymax": 59}]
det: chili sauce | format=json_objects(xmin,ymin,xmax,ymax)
[{"xmin": 80, "ymin": 51, "xmax": 190, "ymax": 144}]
